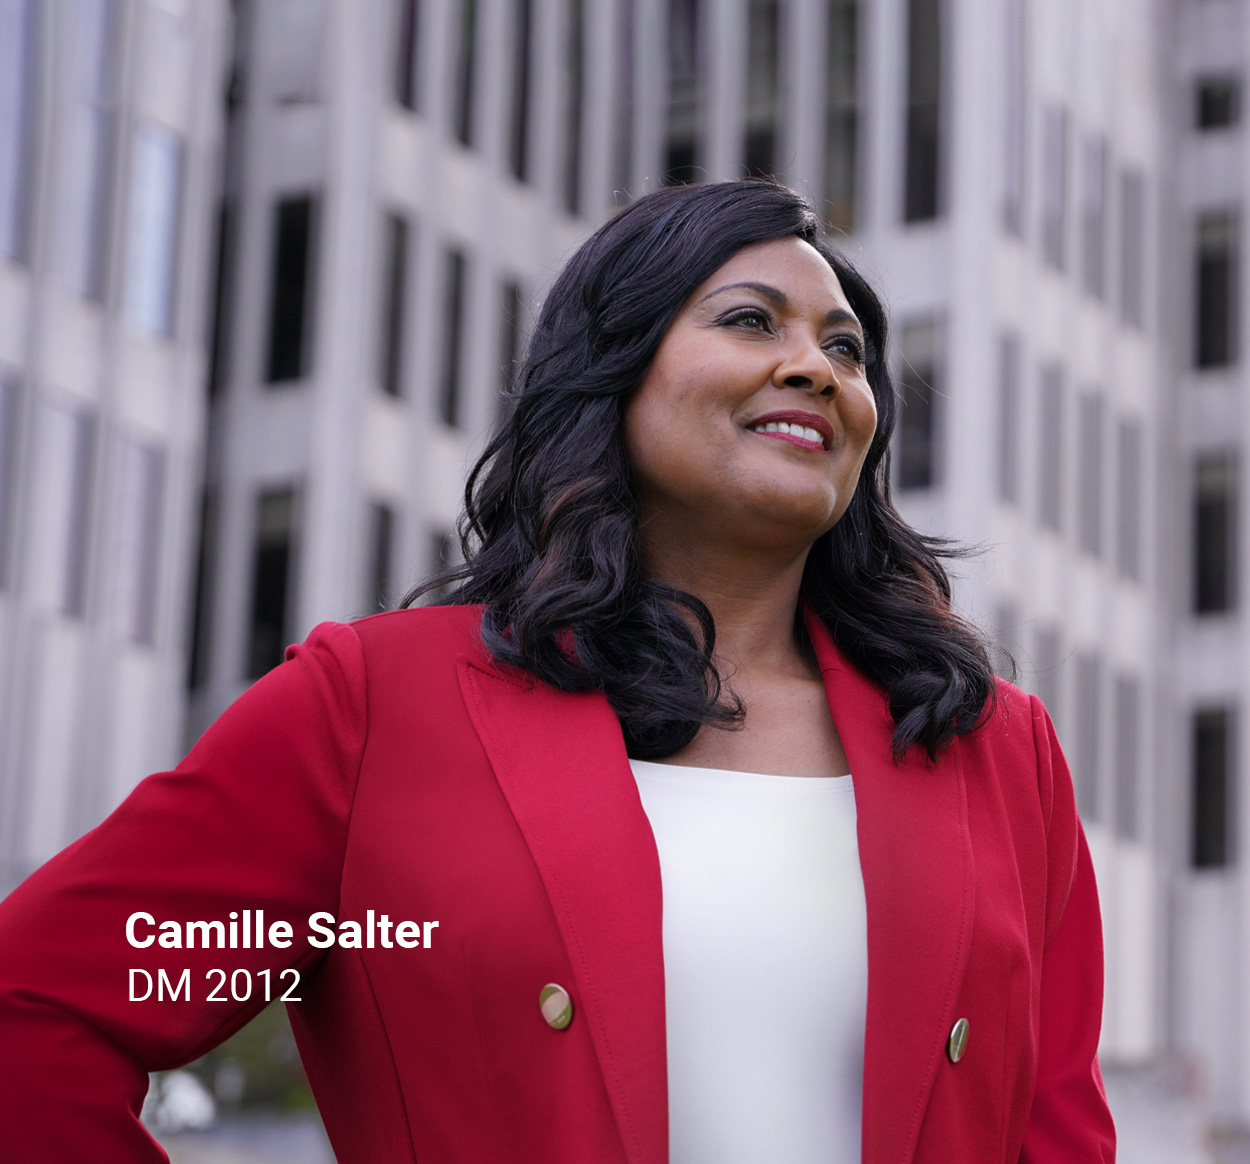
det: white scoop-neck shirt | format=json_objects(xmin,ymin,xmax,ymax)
[{"xmin": 629, "ymin": 759, "xmax": 867, "ymax": 1164}]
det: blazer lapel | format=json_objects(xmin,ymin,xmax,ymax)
[
  {"xmin": 803, "ymin": 604, "xmax": 974, "ymax": 1164},
  {"xmin": 458, "ymin": 658, "xmax": 667, "ymax": 1164}
]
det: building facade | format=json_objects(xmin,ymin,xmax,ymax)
[{"xmin": 0, "ymin": 0, "xmax": 230, "ymax": 894}]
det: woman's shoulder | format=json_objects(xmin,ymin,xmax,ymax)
[{"xmin": 327, "ymin": 603, "xmax": 492, "ymax": 675}]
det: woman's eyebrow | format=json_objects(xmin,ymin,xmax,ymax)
[{"xmin": 696, "ymin": 281, "xmax": 863, "ymax": 332}]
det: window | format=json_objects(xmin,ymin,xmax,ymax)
[
  {"xmin": 1001, "ymin": 0, "xmax": 1026, "ymax": 235},
  {"xmin": 266, "ymin": 194, "xmax": 319, "ymax": 383},
  {"xmin": 824, "ymin": 0, "xmax": 858, "ymax": 232},
  {"xmin": 614, "ymin": 0, "xmax": 637, "ymax": 200},
  {"xmin": 1192, "ymin": 707, "xmax": 1233, "ymax": 868},
  {"xmin": 1041, "ymin": 106, "xmax": 1068, "ymax": 269},
  {"xmin": 440, "ymin": 248, "xmax": 467, "ymax": 428},
  {"xmin": 207, "ymin": 201, "xmax": 237, "ymax": 398},
  {"xmin": 1034, "ymin": 624, "xmax": 1063, "ymax": 731},
  {"xmin": 1080, "ymin": 136, "xmax": 1108, "ymax": 299},
  {"xmin": 124, "ymin": 124, "xmax": 183, "ymax": 336},
  {"xmin": 1196, "ymin": 74, "xmax": 1240, "ymax": 130},
  {"xmin": 247, "ymin": 487, "xmax": 298, "ymax": 679},
  {"xmin": 565, "ymin": 0, "xmax": 585, "ymax": 214},
  {"xmin": 1074, "ymin": 652, "xmax": 1101, "ymax": 822},
  {"xmin": 991, "ymin": 601, "xmax": 1019, "ymax": 680},
  {"xmin": 1194, "ymin": 452, "xmax": 1237, "ymax": 614},
  {"xmin": 368, "ymin": 501, "xmax": 396, "ymax": 611},
  {"xmin": 378, "ymin": 212, "xmax": 411, "ymax": 398},
  {"xmin": 393, "ymin": 0, "xmax": 421, "ymax": 111},
  {"xmin": 1119, "ymin": 169, "xmax": 1146, "ymax": 328},
  {"xmin": 903, "ymin": 0, "xmax": 942, "ymax": 222},
  {"xmin": 996, "ymin": 332, "xmax": 1020, "ymax": 504},
  {"xmin": 37, "ymin": 401, "xmax": 95, "ymax": 618},
  {"xmin": 425, "ymin": 527, "xmax": 458, "ymax": 601},
  {"xmin": 1114, "ymin": 675, "xmax": 1142, "ymax": 841},
  {"xmin": 0, "ymin": 369, "xmax": 19, "ymax": 589},
  {"xmin": 1076, "ymin": 392, "xmax": 1104, "ymax": 557},
  {"xmin": 270, "ymin": 0, "xmax": 327, "ymax": 103},
  {"xmin": 186, "ymin": 488, "xmax": 217, "ymax": 690},
  {"xmin": 896, "ymin": 318, "xmax": 942, "ymax": 490},
  {"xmin": 451, "ymin": 0, "xmax": 477, "ymax": 147},
  {"xmin": 0, "ymin": 0, "xmax": 38, "ymax": 263},
  {"xmin": 113, "ymin": 438, "xmax": 165, "ymax": 645},
  {"xmin": 744, "ymin": 0, "xmax": 781, "ymax": 178},
  {"xmin": 1037, "ymin": 363, "xmax": 1063, "ymax": 532},
  {"xmin": 509, "ymin": 0, "xmax": 533, "ymax": 181},
  {"xmin": 64, "ymin": 0, "xmax": 120, "ymax": 300},
  {"xmin": 1195, "ymin": 210, "xmax": 1238, "ymax": 368},
  {"xmin": 664, "ymin": 0, "xmax": 702, "ymax": 185},
  {"xmin": 499, "ymin": 279, "xmax": 525, "ymax": 415},
  {"xmin": 1116, "ymin": 418, "xmax": 1142, "ymax": 581}
]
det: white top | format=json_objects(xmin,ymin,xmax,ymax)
[{"xmin": 630, "ymin": 760, "xmax": 867, "ymax": 1164}]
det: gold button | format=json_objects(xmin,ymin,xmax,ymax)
[
  {"xmin": 540, "ymin": 983, "xmax": 573, "ymax": 1030},
  {"xmin": 947, "ymin": 1017, "xmax": 969, "ymax": 1063}
]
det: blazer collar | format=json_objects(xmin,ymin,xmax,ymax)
[{"xmin": 459, "ymin": 603, "xmax": 973, "ymax": 1164}]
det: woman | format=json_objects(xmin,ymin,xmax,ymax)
[{"xmin": 0, "ymin": 179, "xmax": 1114, "ymax": 1162}]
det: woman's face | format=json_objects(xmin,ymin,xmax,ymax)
[{"xmin": 624, "ymin": 237, "xmax": 878, "ymax": 557}]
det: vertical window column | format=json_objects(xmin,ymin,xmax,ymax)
[
  {"xmin": 663, "ymin": 0, "xmax": 702, "ymax": 185},
  {"xmin": 823, "ymin": 0, "xmax": 858, "ymax": 232},
  {"xmin": 896, "ymin": 317, "xmax": 943, "ymax": 490},
  {"xmin": 247, "ymin": 487, "xmax": 298, "ymax": 679},
  {"xmin": 368, "ymin": 501, "xmax": 396, "ymax": 612},
  {"xmin": 499, "ymin": 278, "xmax": 525, "ymax": 415},
  {"xmin": 1034, "ymin": 624, "xmax": 1063, "ymax": 731},
  {"xmin": 1119, "ymin": 169, "xmax": 1146, "ymax": 329},
  {"xmin": 744, "ymin": 0, "xmax": 781, "ymax": 178},
  {"xmin": 1001, "ymin": 0, "xmax": 1025, "ymax": 235},
  {"xmin": 113, "ymin": 438, "xmax": 165, "ymax": 645},
  {"xmin": 266, "ymin": 194, "xmax": 319, "ymax": 384},
  {"xmin": 1116, "ymin": 418, "xmax": 1142, "ymax": 581},
  {"xmin": 1192, "ymin": 707, "xmax": 1233, "ymax": 868},
  {"xmin": 451, "ymin": 0, "xmax": 477, "ymax": 147},
  {"xmin": 35, "ymin": 401, "xmax": 96, "ymax": 618},
  {"xmin": 393, "ymin": 0, "xmax": 421, "ymax": 111},
  {"xmin": 612, "ymin": 0, "xmax": 636, "ymax": 198},
  {"xmin": 903, "ymin": 0, "xmax": 942, "ymax": 222},
  {"xmin": 1074, "ymin": 652, "xmax": 1102, "ymax": 822},
  {"xmin": 1114, "ymin": 675, "xmax": 1142, "ymax": 841},
  {"xmin": 1195, "ymin": 209, "xmax": 1239, "ymax": 368},
  {"xmin": 1194, "ymin": 452, "xmax": 1237, "ymax": 614},
  {"xmin": 564, "ymin": 0, "xmax": 585, "ymax": 214},
  {"xmin": 124, "ymin": 124, "xmax": 184, "ymax": 336},
  {"xmin": 1080, "ymin": 137, "xmax": 1108, "ymax": 299},
  {"xmin": 509, "ymin": 0, "xmax": 533, "ymax": 181},
  {"xmin": 0, "ymin": 370, "xmax": 18, "ymax": 590},
  {"xmin": 1077, "ymin": 392, "xmax": 1104, "ymax": 557}
]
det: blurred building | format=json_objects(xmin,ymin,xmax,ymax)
[
  {"xmin": 0, "ymin": 0, "xmax": 231, "ymax": 893},
  {"xmin": 1, "ymin": 0, "xmax": 1247, "ymax": 1140}
]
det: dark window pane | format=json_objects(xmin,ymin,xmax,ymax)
[
  {"xmin": 509, "ymin": 0, "xmax": 533, "ymax": 181},
  {"xmin": 1197, "ymin": 75, "xmax": 1240, "ymax": 130},
  {"xmin": 824, "ymin": 0, "xmax": 858, "ymax": 232},
  {"xmin": 1074, "ymin": 652, "xmax": 1101, "ymax": 822},
  {"xmin": 0, "ymin": 0, "xmax": 39, "ymax": 263},
  {"xmin": 425, "ymin": 527, "xmax": 458, "ymax": 601},
  {"xmin": 1192, "ymin": 707, "xmax": 1233, "ymax": 868},
  {"xmin": 1038, "ymin": 364, "xmax": 1063, "ymax": 532},
  {"xmin": 1116, "ymin": 418, "xmax": 1142, "ymax": 581},
  {"xmin": 1080, "ymin": 137, "xmax": 1108, "ymax": 299},
  {"xmin": 369, "ymin": 501, "xmax": 396, "ymax": 611},
  {"xmin": 379, "ymin": 212, "xmax": 410, "ymax": 397},
  {"xmin": 903, "ymin": 0, "xmax": 941, "ymax": 222},
  {"xmin": 499, "ymin": 278, "xmax": 524, "ymax": 419},
  {"xmin": 744, "ymin": 0, "xmax": 780, "ymax": 178},
  {"xmin": 1034, "ymin": 625, "xmax": 1063, "ymax": 733},
  {"xmin": 996, "ymin": 332, "xmax": 1020, "ymax": 504},
  {"xmin": 247, "ymin": 488, "xmax": 297, "ymax": 679},
  {"xmin": 1001, "ymin": 0, "xmax": 1025, "ymax": 235},
  {"xmin": 896, "ymin": 318, "xmax": 941, "ymax": 490},
  {"xmin": 1041, "ymin": 106, "xmax": 1068, "ymax": 269},
  {"xmin": 613, "ymin": 0, "xmax": 636, "ymax": 198},
  {"xmin": 452, "ymin": 0, "xmax": 477, "ymax": 146},
  {"xmin": 207, "ymin": 200, "xmax": 237, "ymax": 398},
  {"xmin": 1195, "ymin": 210, "xmax": 1238, "ymax": 368},
  {"xmin": 564, "ymin": 0, "xmax": 585, "ymax": 214},
  {"xmin": 1077, "ymin": 392, "xmax": 1104, "ymax": 556},
  {"xmin": 187, "ymin": 487, "xmax": 217, "ymax": 690},
  {"xmin": 265, "ymin": 195, "xmax": 318, "ymax": 384},
  {"xmin": 63, "ymin": 409, "xmax": 95, "ymax": 618},
  {"xmin": 394, "ymin": 0, "xmax": 421, "ymax": 111},
  {"xmin": 1114, "ymin": 675, "xmax": 1141, "ymax": 841},
  {"xmin": 0, "ymin": 369, "xmax": 19, "ymax": 590},
  {"xmin": 664, "ymin": 0, "xmax": 702, "ymax": 185},
  {"xmin": 1194, "ymin": 452, "xmax": 1237, "ymax": 614},
  {"xmin": 440, "ymin": 249, "xmax": 467, "ymax": 428},
  {"xmin": 1119, "ymin": 170, "xmax": 1146, "ymax": 328}
]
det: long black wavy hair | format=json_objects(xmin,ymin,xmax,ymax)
[{"xmin": 403, "ymin": 179, "xmax": 997, "ymax": 762}]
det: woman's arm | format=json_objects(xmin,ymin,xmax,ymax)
[
  {"xmin": 0, "ymin": 622, "xmax": 368, "ymax": 1164},
  {"xmin": 1020, "ymin": 697, "xmax": 1117, "ymax": 1163}
]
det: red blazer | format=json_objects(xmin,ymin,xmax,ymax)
[{"xmin": 0, "ymin": 602, "xmax": 1114, "ymax": 1163}]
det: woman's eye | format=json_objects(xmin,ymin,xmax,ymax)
[
  {"xmin": 723, "ymin": 308, "xmax": 771, "ymax": 331},
  {"xmin": 825, "ymin": 335, "xmax": 866, "ymax": 365}
]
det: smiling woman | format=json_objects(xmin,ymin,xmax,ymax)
[{"xmin": 0, "ymin": 179, "xmax": 1114, "ymax": 1164}]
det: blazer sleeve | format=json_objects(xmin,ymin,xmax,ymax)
[
  {"xmin": 0, "ymin": 622, "xmax": 368, "ymax": 1164},
  {"xmin": 1019, "ymin": 697, "xmax": 1117, "ymax": 1163}
]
